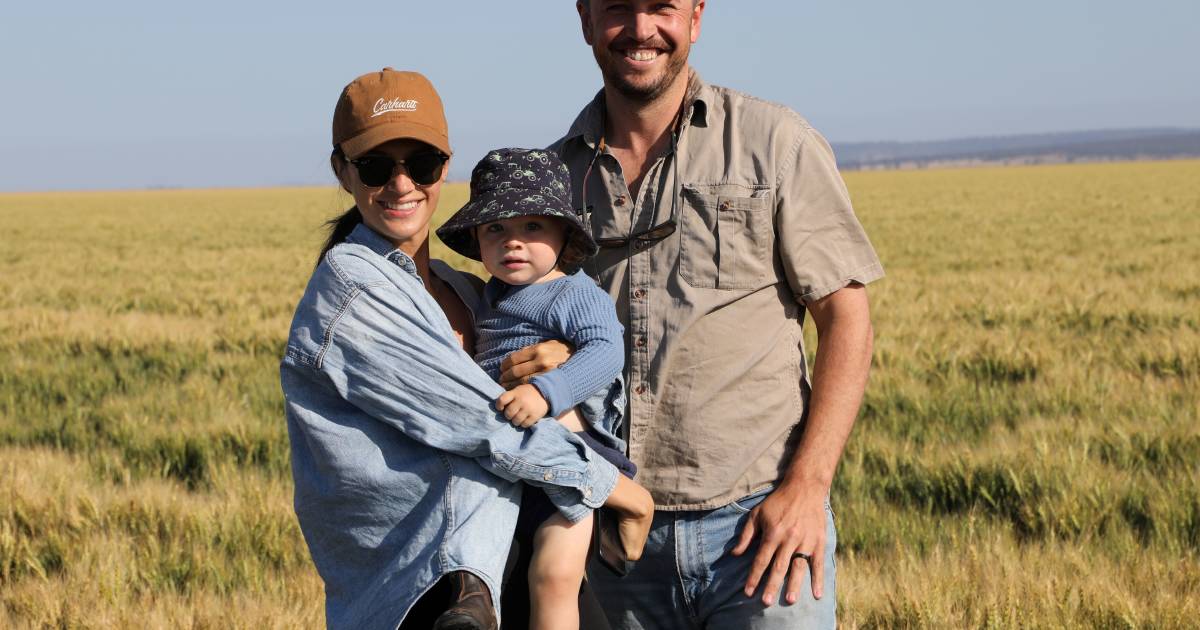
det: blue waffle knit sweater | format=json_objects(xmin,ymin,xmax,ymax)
[{"xmin": 475, "ymin": 270, "xmax": 624, "ymax": 418}]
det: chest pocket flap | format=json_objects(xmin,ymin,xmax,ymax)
[{"xmin": 679, "ymin": 184, "xmax": 775, "ymax": 290}]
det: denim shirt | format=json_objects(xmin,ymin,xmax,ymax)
[{"xmin": 280, "ymin": 223, "xmax": 620, "ymax": 630}]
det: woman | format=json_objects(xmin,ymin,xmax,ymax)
[{"xmin": 280, "ymin": 68, "xmax": 653, "ymax": 630}]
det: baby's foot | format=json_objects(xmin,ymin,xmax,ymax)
[
  {"xmin": 602, "ymin": 475, "xmax": 656, "ymax": 561},
  {"xmin": 615, "ymin": 507, "xmax": 653, "ymax": 561}
]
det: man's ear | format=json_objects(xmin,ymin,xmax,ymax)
[
  {"xmin": 690, "ymin": 1, "xmax": 705, "ymax": 44},
  {"xmin": 577, "ymin": 1, "xmax": 594, "ymax": 45},
  {"xmin": 331, "ymin": 153, "xmax": 353, "ymax": 194}
]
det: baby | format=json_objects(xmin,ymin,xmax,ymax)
[{"xmin": 437, "ymin": 148, "xmax": 650, "ymax": 630}]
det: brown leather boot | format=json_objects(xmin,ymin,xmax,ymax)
[{"xmin": 432, "ymin": 571, "xmax": 497, "ymax": 630}]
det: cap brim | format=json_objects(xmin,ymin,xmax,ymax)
[{"xmin": 340, "ymin": 121, "xmax": 451, "ymax": 159}]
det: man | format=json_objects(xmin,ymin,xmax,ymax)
[{"xmin": 548, "ymin": 1, "xmax": 884, "ymax": 627}]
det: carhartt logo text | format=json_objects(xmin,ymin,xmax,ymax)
[{"xmin": 372, "ymin": 98, "xmax": 418, "ymax": 117}]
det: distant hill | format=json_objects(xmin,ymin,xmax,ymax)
[{"xmin": 833, "ymin": 128, "xmax": 1200, "ymax": 170}]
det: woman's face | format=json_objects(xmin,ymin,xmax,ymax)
[{"xmin": 336, "ymin": 139, "xmax": 448, "ymax": 256}]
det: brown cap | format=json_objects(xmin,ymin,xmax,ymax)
[{"xmin": 332, "ymin": 68, "xmax": 451, "ymax": 159}]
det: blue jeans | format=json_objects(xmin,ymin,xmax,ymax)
[{"xmin": 588, "ymin": 488, "xmax": 837, "ymax": 629}]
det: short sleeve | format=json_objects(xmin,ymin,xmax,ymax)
[{"xmin": 776, "ymin": 126, "xmax": 884, "ymax": 304}]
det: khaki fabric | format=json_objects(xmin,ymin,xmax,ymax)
[{"xmin": 549, "ymin": 72, "xmax": 884, "ymax": 510}]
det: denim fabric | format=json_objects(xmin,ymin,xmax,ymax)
[
  {"xmin": 576, "ymin": 374, "xmax": 629, "ymax": 454},
  {"xmin": 588, "ymin": 489, "xmax": 837, "ymax": 630},
  {"xmin": 280, "ymin": 223, "xmax": 620, "ymax": 630},
  {"xmin": 518, "ymin": 428, "xmax": 638, "ymax": 535}
]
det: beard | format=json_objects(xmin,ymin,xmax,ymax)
[{"xmin": 593, "ymin": 38, "xmax": 690, "ymax": 103}]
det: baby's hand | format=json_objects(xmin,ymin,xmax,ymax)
[{"xmin": 496, "ymin": 384, "xmax": 550, "ymax": 428}]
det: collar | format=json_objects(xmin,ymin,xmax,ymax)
[
  {"xmin": 344, "ymin": 219, "xmax": 418, "ymax": 273},
  {"xmin": 563, "ymin": 69, "xmax": 710, "ymax": 150}
]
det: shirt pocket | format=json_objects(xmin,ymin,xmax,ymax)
[{"xmin": 679, "ymin": 184, "xmax": 775, "ymax": 290}]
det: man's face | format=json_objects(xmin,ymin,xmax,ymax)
[{"xmin": 578, "ymin": 0, "xmax": 705, "ymax": 102}]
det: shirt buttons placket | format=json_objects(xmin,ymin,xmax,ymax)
[{"xmin": 610, "ymin": 159, "xmax": 653, "ymax": 461}]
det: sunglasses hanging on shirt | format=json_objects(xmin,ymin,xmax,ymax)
[{"xmin": 579, "ymin": 106, "xmax": 684, "ymax": 250}]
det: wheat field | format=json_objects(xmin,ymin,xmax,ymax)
[{"xmin": 1, "ymin": 161, "xmax": 1197, "ymax": 628}]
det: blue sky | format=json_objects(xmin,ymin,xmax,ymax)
[{"xmin": 1, "ymin": 1, "xmax": 1197, "ymax": 191}]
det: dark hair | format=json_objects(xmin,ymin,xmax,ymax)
[
  {"xmin": 582, "ymin": 0, "xmax": 701, "ymax": 7},
  {"xmin": 317, "ymin": 147, "xmax": 364, "ymax": 267}
]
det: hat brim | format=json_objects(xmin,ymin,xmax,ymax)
[
  {"xmin": 340, "ymin": 121, "xmax": 451, "ymax": 159},
  {"xmin": 435, "ymin": 188, "xmax": 597, "ymax": 262}
]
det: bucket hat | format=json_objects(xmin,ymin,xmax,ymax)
[{"xmin": 436, "ymin": 148, "xmax": 597, "ymax": 263}]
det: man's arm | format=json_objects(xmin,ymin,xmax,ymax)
[
  {"xmin": 498, "ymin": 340, "xmax": 573, "ymax": 389},
  {"xmin": 729, "ymin": 119, "xmax": 883, "ymax": 603},
  {"xmin": 731, "ymin": 283, "xmax": 873, "ymax": 604}
]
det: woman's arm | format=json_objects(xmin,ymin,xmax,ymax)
[{"xmin": 285, "ymin": 250, "xmax": 619, "ymax": 521}]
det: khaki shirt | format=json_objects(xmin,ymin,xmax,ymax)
[{"xmin": 549, "ymin": 72, "xmax": 884, "ymax": 509}]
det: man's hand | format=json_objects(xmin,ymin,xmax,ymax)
[
  {"xmin": 496, "ymin": 384, "xmax": 550, "ymax": 428},
  {"xmin": 731, "ymin": 484, "xmax": 828, "ymax": 605},
  {"xmin": 499, "ymin": 340, "xmax": 573, "ymax": 389},
  {"xmin": 729, "ymin": 284, "xmax": 872, "ymax": 605}
]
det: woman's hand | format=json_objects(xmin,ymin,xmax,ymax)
[
  {"xmin": 499, "ymin": 340, "xmax": 573, "ymax": 389},
  {"xmin": 495, "ymin": 384, "xmax": 550, "ymax": 428}
]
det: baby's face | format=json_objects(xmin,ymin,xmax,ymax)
[{"xmin": 476, "ymin": 216, "xmax": 567, "ymax": 285}]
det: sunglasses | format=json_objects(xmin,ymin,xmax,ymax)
[
  {"xmin": 349, "ymin": 151, "xmax": 448, "ymax": 187},
  {"xmin": 580, "ymin": 128, "xmax": 680, "ymax": 250}
]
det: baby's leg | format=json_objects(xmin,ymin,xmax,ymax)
[
  {"xmin": 528, "ymin": 511, "xmax": 593, "ymax": 630},
  {"xmin": 555, "ymin": 407, "xmax": 588, "ymax": 433}
]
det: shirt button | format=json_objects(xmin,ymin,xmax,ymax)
[
  {"xmin": 720, "ymin": 200, "xmax": 731, "ymax": 211},
  {"xmin": 543, "ymin": 472, "xmax": 554, "ymax": 481},
  {"xmin": 633, "ymin": 288, "xmax": 646, "ymax": 299},
  {"xmin": 615, "ymin": 196, "xmax": 628, "ymax": 207},
  {"xmin": 635, "ymin": 337, "xmax": 647, "ymax": 348},
  {"xmin": 635, "ymin": 384, "xmax": 647, "ymax": 395}
]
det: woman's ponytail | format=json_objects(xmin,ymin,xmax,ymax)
[
  {"xmin": 316, "ymin": 206, "xmax": 363, "ymax": 267},
  {"xmin": 316, "ymin": 146, "xmax": 363, "ymax": 267}
]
